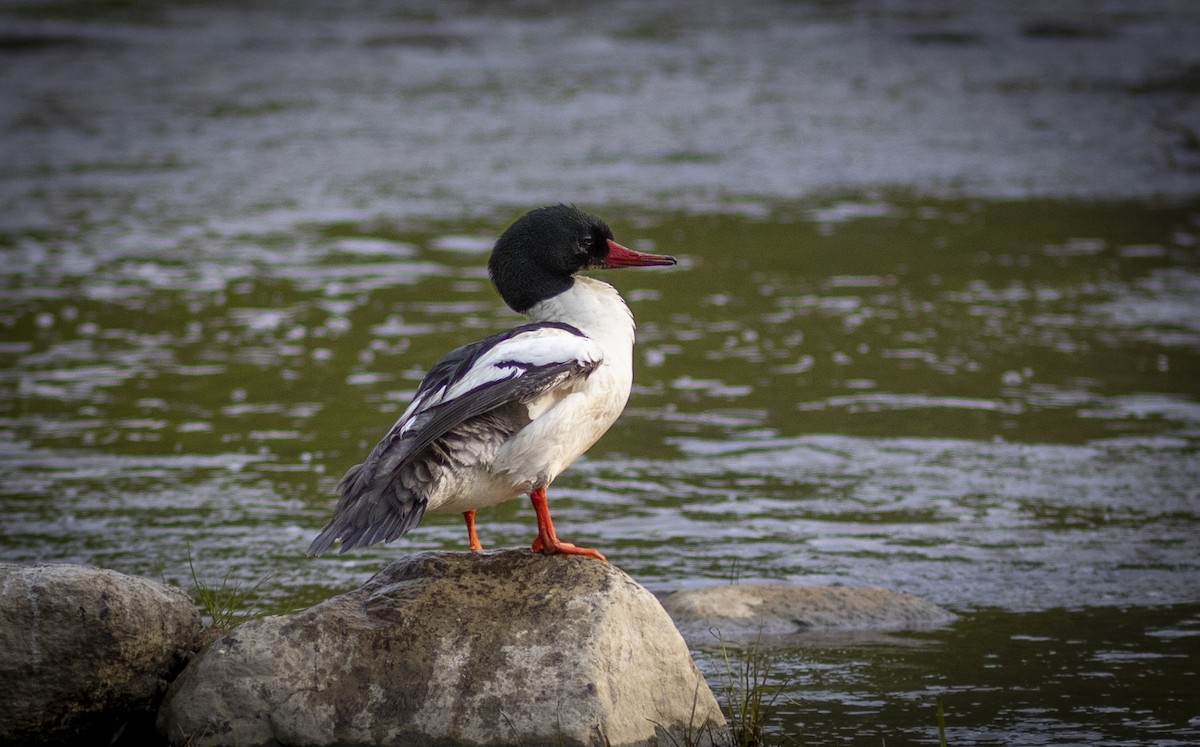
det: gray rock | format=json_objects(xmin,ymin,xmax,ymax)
[
  {"xmin": 0, "ymin": 563, "xmax": 202, "ymax": 746},
  {"xmin": 662, "ymin": 584, "xmax": 957, "ymax": 642},
  {"xmin": 159, "ymin": 550, "xmax": 724, "ymax": 747}
]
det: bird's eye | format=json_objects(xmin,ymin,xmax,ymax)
[{"xmin": 581, "ymin": 236, "xmax": 595, "ymax": 249}]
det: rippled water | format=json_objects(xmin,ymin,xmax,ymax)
[
  {"xmin": 3, "ymin": 1, "xmax": 1200, "ymax": 744},
  {"xmin": 5, "ymin": 201, "xmax": 1198, "ymax": 743}
]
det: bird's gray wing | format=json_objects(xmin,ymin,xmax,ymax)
[{"xmin": 307, "ymin": 323, "xmax": 602, "ymax": 554}]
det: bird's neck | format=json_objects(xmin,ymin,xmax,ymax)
[{"xmin": 525, "ymin": 276, "xmax": 635, "ymax": 353}]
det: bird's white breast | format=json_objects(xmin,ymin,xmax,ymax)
[{"xmin": 494, "ymin": 277, "xmax": 636, "ymax": 484}]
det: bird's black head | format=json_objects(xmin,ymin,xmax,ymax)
[{"xmin": 488, "ymin": 204, "xmax": 675, "ymax": 313}]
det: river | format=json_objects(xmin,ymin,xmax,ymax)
[{"xmin": 2, "ymin": 2, "xmax": 1198, "ymax": 744}]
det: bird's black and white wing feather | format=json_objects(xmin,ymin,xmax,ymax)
[{"xmin": 307, "ymin": 322, "xmax": 602, "ymax": 554}]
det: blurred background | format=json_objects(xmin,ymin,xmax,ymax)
[{"xmin": 2, "ymin": 1, "xmax": 1199, "ymax": 744}]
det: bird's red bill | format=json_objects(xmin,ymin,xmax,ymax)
[{"xmin": 605, "ymin": 239, "xmax": 677, "ymax": 267}]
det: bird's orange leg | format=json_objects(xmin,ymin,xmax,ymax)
[
  {"xmin": 528, "ymin": 487, "xmax": 607, "ymax": 561},
  {"xmin": 463, "ymin": 510, "xmax": 484, "ymax": 552}
]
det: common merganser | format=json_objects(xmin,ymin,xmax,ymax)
[{"xmin": 308, "ymin": 205, "xmax": 675, "ymax": 561}]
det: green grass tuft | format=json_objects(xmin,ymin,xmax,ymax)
[
  {"xmin": 185, "ymin": 543, "xmax": 273, "ymax": 638},
  {"xmin": 712, "ymin": 628, "xmax": 794, "ymax": 747}
]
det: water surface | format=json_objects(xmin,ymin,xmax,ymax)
[
  {"xmin": 3, "ymin": 1, "xmax": 1199, "ymax": 744},
  {"xmin": 4, "ymin": 200, "xmax": 1198, "ymax": 744}
]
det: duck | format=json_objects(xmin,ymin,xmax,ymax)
[{"xmin": 307, "ymin": 204, "xmax": 676, "ymax": 561}]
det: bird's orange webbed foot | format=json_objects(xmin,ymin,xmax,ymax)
[
  {"xmin": 528, "ymin": 487, "xmax": 607, "ymax": 562},
  {"xmin": 463, "ymin": 510, "xmax": 484, "ymax": 552},
  {"xmin": 530, "ymin": 534, "xmax": 607, "ymax": 561}
]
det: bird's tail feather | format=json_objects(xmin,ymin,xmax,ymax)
[{"xmin": 306, "ymin": 462, "xmax": 428, "ymax": 555}]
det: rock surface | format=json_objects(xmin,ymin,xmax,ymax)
[
  {"xmin": 0, "ymin": 563, "xmax": 202, "ymax": 746},
  {"xmin": 159, "ymin": 551, "xmax": 724, "ymax": 747},
  {"xmin": 662, "ymin": 584, "xmax": 957, "ymax": 642}
]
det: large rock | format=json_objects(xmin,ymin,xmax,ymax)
[
  {"xmin": 662, "ymin": 584, "xmax": 957, "ymax": 642},
  {"xmin": 159, "ymin": 551, "xmax": 725, "ymax": 747},
  {"xmin": 0, "ymin": 563, "xmax": 202, "ymax": 746}
]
